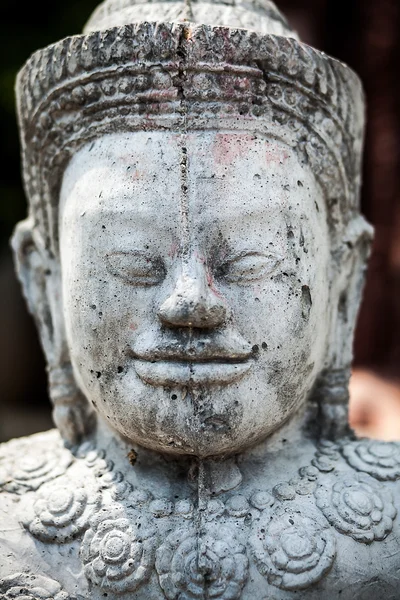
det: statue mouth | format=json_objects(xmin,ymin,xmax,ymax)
[
  {"xmin": 132, "ymin": 358, "xmax": 253, "ymax": 387},
  {"xmin": 129, "ymin": 347, "xmax": 254, "ymax": 387}
]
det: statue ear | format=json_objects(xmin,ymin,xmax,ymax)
[
  {"xmin": 11, "ymin": 218, "xmax": 95, "ymax": 445},
  {"xmin": 315, "ymin": 216, "xmax": 373, "ymax": 439},
  {"xmin": 11, "ymin": 219, "xmax": 65, "ymax": 365},
  {"xmin": 327, "ymin": 215, "xmax": 374, "ymax": 372}
]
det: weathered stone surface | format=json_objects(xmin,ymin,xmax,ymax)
[{"xmin": 1, "ymin": 0, "xmax": 399, "ymax": 598}]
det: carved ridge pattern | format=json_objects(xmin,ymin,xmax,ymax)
[
  {"xmin": 18, "ymin": 25, "xmax": 362, "ymax": 151},
  {"xmin": 84, "ymin": 2, "xmax": 295, "ymax": 40},
  {"xmin": 6, "ymin": 436, "xmax": 399, "ymax": 596}
]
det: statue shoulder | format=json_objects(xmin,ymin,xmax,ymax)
[
  {"xmin": 0, "ymin": 430, "xmax": 100, "ymax": 596},
  {"xmin": 309, "ymin": 436, "xmax": 400, "ymax": 595},
  {"xmin": 0, "ymin": 430, "xmax": 153, "ymax": 597},
  {"xmin": 246, "ymin": 437, "xmax": 400, "ymax": 597},
  {"xmin": 336, "ymin": 436, "xmax": 400, "ymax": 540},
  {"xmin": 0, "ymin": 431, "xmax": 75, "ymax": 588}
]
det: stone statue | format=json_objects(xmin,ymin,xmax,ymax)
[{"xmin": 1, "ymin": 0, "xmax": 399, "ymax": 598}]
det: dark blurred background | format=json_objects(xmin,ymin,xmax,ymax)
[{"xmin": 1, "ymin": 0, "xmax": 399, "ymax": 442}]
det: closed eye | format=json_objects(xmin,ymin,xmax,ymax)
[
  {"xmin": 105, "ymin": 251, "xmax": 165, "ymax": 286},
  {"xmin": 216, "ymin": 252, "xmax": 284, "ymax": 284}
]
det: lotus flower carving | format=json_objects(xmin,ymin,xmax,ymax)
[
  {"xmin": 342, "ymin": 439, "xmax": 400, "ymax": 481},
  {"xmin": 81, "ymin": 503, "xmax": 157, "ymax": 593},
  {"xmin": 23, "ymin": 476, "xmax": 100, "ymax": 543},
  {"xmin": 315, "ymin": 472, "xmax": 397, "ymax": 543},
  {"xmin": 156, "ymin": 524, "xmax": 249, "ymax": 599},
  {"xmin": 250, "ymin": 505, "xmax": 336, "ymax": 590}
]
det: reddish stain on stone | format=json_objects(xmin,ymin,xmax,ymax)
[
  {"xmin": 194, "ymin": 250, "xmax": 206, "ymax": 265},
  {"xmin": 129, "ymin": 323, "xmax": 138, "ymax": 331},
  {"xmin": 169, "ymin": 242, "xmax": 178, "ymax": 258},
  {"xmin": 212, "ymin": 133, "xmax": 255, "ymax": 166},
  {"xmin": 206, "ymin": 268, "xmax": 225, "ymax": 301},
  {"xmin": 265, "ymin": 145, "xmax": 289, "ymax": 164},
  {"xmin": 131, "ymin": 169, "xmax": 142, "ymax": 180}
]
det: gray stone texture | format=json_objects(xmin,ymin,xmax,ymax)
[{"xmin": 1, "ymin": 0, "xmax": 398, "ymax": 598}]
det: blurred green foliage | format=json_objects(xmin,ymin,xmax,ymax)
[{"xmin": 0, "ymin": 0, "xmax": 99, "ymax": 248}]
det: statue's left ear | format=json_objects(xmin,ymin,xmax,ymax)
[
  {"xmin": 325, "ymin": 215, "xmax": 374, "ymax": 373},
  {"xmin": 316, "ymin": 215, "xmax": 373, "ymax": 439},
  {"xmin": 11, "ymin": 218, "xmax": 94, "ymax": 446}
]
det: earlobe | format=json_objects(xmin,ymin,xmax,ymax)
[{"xmin": 11, "ymin": 218, "xmax": 95, "ymax": 446}]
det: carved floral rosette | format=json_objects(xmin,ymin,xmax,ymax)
[
  {"xmin": 342, "ymin": 439, "xmax": 400, "ymax": 481},
  {"xmin": 22, "ymin": 475, "xmax": 101, "ymax": 543},
  {"xmin": 0, "ymin": 574, "xmax": 69, "ymax": 600},
  {"xmin": 155, "ymin": 524, "xmax": 249, "ymax": 599},
  {"xmin": 249, "ymin": 503, "xmax": 336, "ymax": 590},
  {"xmin": 0, "ymin": 432, "xmax": 72, "ymax": 495},
  {"xmin": 80, "ymin": 502, "xmax": 157, "ymax": 593},
  {"xmin": 315, "ymin": 471, "xmax": 397, "ymax": 543}
]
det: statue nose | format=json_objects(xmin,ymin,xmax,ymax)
[{"xmin": 158, "ymin": 260, "xmax": 227, "ymax": 329}]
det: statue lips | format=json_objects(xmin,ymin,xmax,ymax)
[{"xmin": 130, "ymin": 344, "xmax": 254, "ymax": 388}]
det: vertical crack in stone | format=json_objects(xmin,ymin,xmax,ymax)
[
  {"xmin": 196, "ymin": 459, "xmax": 209, "ymax": 596},
  {"xmin": 180, "ymin": 143, "xmax": 190, "ymax": 257},
  {"xmin": 176, "ymin": 24, "xmax": 190, "ymax": 128},
  {"xmin": 176, "ymin": 24, "xmax": 191, "ymax": 263}
]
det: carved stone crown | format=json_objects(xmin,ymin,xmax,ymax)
[{"xmin": 16, "ymin": 1, "xmax": 364, "ymax": 254}]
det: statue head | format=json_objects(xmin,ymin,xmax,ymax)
[{"xmin": 13, "ymin": 0, "xmax": 372, "ymax": 456}]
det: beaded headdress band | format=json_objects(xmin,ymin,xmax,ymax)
[{"xmin": 16, "ymin": 2, "xmax": 364, "ymax": 255}]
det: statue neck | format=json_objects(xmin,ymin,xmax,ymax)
[{"xmin": 90, "ymin": 403, "xmax": 318, "ymax": 498}]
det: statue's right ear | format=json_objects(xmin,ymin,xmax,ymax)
[
  {"xmin": 11, "ymin": 218, "xmax": 95, "ymax": 445},
  {"xmin": 11, "ymin": 218, "xmax": 64, "ymax": 366}
]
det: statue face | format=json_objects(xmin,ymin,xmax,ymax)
[{"xmin": 60, "ymin": 131, "xmax": 331, "ymax": 456}]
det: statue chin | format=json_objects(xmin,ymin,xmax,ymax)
[{"xmin": 90, "ymin": 385, "xmax": 311, "ymax": 458}]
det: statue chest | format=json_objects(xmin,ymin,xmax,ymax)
[{"xmin": 1, "ymin": 431, "xmax": 400, "ymax": 599}]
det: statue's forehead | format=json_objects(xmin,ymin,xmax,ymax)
[
  {"xmin": 62, "ymin": 130, "xmax": 304, "ymax": 186},
  {"xmin": 68, "ymin": 130, "xmax": 294, "ymax": 160},
  {"xmin": 60, "ymin": 130, "xmax": 323, "ymax": 233}
]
